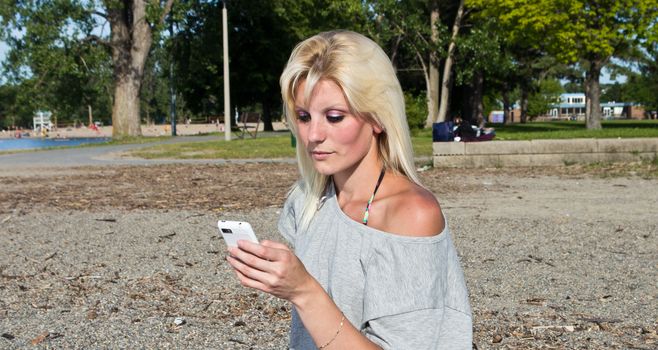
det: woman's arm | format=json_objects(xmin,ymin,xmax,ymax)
[{"xmin": 227, "ymin": 240, "xmax": 382, "ymax": 349}]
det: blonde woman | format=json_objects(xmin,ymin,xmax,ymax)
[{"xmin": 227, "ymin": 30, "xmax": 471, "ymax": 349}]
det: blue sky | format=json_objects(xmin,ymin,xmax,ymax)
[{"xmin": 0, "ymin": 41, "xmax": 7, "ymax": 62}]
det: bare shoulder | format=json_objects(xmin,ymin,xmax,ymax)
[{"xmin": 375, "ymin": 176, "xmax": 445, "ymax": 237}]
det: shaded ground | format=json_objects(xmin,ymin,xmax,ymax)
[
  {"xmin": 0, "ymin": 164, "xmax": 296, "ymax": 214},
  {"xmin": 2, "ymin": 162, "xmax": 655, "ymax": 214},
  {"xmin": 1, "ymin": 162, "xmax": 657, "ymax": 349}
]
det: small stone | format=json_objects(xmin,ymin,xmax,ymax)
[
  {"xmin": 492, "ymin": 334, "xmax": 503, "ymax": 343},
  {"xmin": 174, "ymin": 317, "xmax": 186, "ymax": 326},
  {"xmin": 87, "ymin": 309, "xmax": 98, "ymax": 320}
]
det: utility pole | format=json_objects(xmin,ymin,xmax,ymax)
[
  {"xmin": 169, "ymin": 18, "xmax": 177, "ymax": 136},
  {"xmin": 222, "ymin": 0, "xmax": 231, "ymax": 141}
]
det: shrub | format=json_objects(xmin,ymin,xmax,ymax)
[{"xmin": 404, "ymin": 92, "xmax": 427, "ymax": 131}]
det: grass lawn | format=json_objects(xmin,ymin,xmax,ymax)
[
  {"xmin": 414, "ymin": 119, "xmax": 658, "ymax": 140},
  {"xmin": 127, "ymin": 120, "xmax": 658, "ymax": 159},
  {"xmin": 130, "ymin": 134, "xmax": 298, "ymax": 159},
  {"xmin": 128, "ymin": 133, "xmax": 435, "ymax": 159}
]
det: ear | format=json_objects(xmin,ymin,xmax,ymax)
[{"xmin": 372, "ymin": 123, "xmax": 383, "ymax": 135}]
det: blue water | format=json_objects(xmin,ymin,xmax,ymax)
[{"xmin": 0, "ymin": 137, "xmax": 111, "ymax": 151}]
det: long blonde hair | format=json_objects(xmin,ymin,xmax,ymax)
[{"xmin": 280, "ymin": 30, "xmax": 421, "ymax": 229}]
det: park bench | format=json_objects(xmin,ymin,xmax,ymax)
[{"xmin": 237, "ymin": 111, "xmax": 261, "ymax": 138}]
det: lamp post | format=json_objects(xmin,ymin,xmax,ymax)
[
  {"xmin": 222, "ymin": 0, "xmax": 231, "ymax": 141},
  {"xmin": 169, "ymin": 19, "xmax": 177, "ymax": 136}
]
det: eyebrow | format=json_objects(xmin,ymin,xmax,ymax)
[{"xmin": 294, "ymin": 105, "xmax": 349, "ymax": 113}]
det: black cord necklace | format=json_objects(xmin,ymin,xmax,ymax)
[{"xmin": 362, "ymin": 168, "xmax": 386, "ymax": 225}]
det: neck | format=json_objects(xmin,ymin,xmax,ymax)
[{"xmin": 333, "ymin": 154, "xmax": 382, "ymax": 201}]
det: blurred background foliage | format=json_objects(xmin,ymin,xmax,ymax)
[{"xmin": 0, "ymin": 0, "xmax": 656, "ymax": 132}]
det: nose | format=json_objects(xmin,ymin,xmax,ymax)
[{"xmin": 307, "ymin": 117, "xmax": 326, "ymax": 143}]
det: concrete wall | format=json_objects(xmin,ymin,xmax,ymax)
[{"xmin": 433, "ymin": 138, "xmax": 658, "ymax": 167}]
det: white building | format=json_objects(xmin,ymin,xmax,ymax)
[{"xmin": 546, "ymin": 93, "xmax": 644, "ymax": 120}]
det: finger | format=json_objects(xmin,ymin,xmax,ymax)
[
  {"xmin": 260, "ymin": 240, "xmax": 291, "ymax": 251},
  {"xmin": 226, "ymin": 255, "xmax": 273, "ymax": 284},
  {"xmin": 237, "ymin": 240, "xmax": 286, "ymax": 262},
  {"xmin": 229, "ymin": 245, "xmax": 276, "ymax": 273},
  {"xmin": 233, "ymin": 266, "xmax": 271, "ymax": 293}
]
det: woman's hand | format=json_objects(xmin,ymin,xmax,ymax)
[
  {"xmin": 227, "ymin": 241, "xmax": 382, "ymax": 349},
  {"xmin": 226, "ymin": 240, "xmax": 315, "ymax": 304}
]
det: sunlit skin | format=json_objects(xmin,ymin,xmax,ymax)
[
  {"xmin": 294, "ymin": 79, "xmax": 382, "ymax": 180},
  {"xmin": 225, "ymin": 78, "xmax": 444, "ymax": 350},
  {"xmin": 293, "ymin": 78, "xmax": 444, "ymax": 236}
]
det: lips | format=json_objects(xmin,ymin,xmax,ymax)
[{"xmin": 310, "ymin": 150, "xmax": 333, "ymax": 160}]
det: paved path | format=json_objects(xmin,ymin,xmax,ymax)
[{"xmin": 0, "ymin": 135, "xmax": 296, "ymax": 171}]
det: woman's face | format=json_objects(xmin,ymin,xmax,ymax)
[{"xmin": 294, "ymin": 79, "xmax": 381, "ymax": 176}]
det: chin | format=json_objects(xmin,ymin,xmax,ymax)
[
  {"xmin": 312, "ymin": 161, "xmax": 342, "ymax": 176},
  {"xmin": 313, "ymin": 164, "xmax": 335, "ymax": 176}
]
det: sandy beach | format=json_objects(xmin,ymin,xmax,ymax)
[
  {"xmin": 0, "ymin": 122, "xmax": 287, "ymax": 139},
  {"xmin": 0, "ymin": 162, "xmax": 656, "ymax": 349}
]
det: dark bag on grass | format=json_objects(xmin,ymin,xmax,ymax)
[{"xmin": 432, "ymin": 121, "xmax": 454, "ymax": 142}]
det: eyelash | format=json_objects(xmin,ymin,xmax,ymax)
[
  {"xmin": 297, "ymin": 112, "xmax": 311, "ymax": 122},
  {"xmin": 295, "ymin": 113, "xmax": 345, "ymax": 123},
  {"xmin": 327, "ymin": 115, "xmax": 344, "ymax": 123}
]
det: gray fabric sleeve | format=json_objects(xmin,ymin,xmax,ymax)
[
  {"xmin": 361, "ymin": 233, "xmax": 472, "ymax": 349},
  {"xmin": 364, "ymin": 308, "xmax": 472, "ymax": 350}
]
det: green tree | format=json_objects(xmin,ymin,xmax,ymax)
[
  {"xmin": 470, "ymin": 0, "xmax": 658, "ymax": 129},
  {"xmin": 601, "ymin": 82, "xmax": 628, "ymax": 103},
  {"xmin": 625, "ymin": 45, "xmax": 658, "ymax": 112},
  {"xmin": 451, "ymin": 17, "xmax": 511, "ymax": 123},
  {"xmin": 0, "ymin": 84, "xmax": 21, "ymax": 129},
  {"xmin": 1, "ymin": 0, "xmax": 175, "ymax": 138},
  {"xmin": 527, "ymin": 78, "xmax": 563, "ymax": 118},
  {"xmin": 367, "ymin": 0, "xmax": 468, "ymax": 126},
  {"xmin": 171, "ymin": 0, "xmax": 368, "ymax": 131},
  {"xmin": 1, "ymin": 1, "xmax": 101, "ymax": 127},
  {"xmin": 140, "ymin": 42, "xmax": 170, "ymax": 125}
]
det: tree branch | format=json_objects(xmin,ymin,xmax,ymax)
[
  {"xmin": 158, "ymin": 0, "xmax": 175, "ymax": 27},
  {"xmin": 92, "ymin": 10, "xmax": 108, "ymax": 19},
  {"xmin": 83, "ymin": 34, "xmax": 113, "ymax": 48},
  {"xmin": 411, "ymin": 42, "xmax": 429, "ymax": 83}
]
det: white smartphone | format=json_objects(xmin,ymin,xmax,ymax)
[{"xmin": 217, "ymin": 220, "xmax": 259, "ymax": 247}]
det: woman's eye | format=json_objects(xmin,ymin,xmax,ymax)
[
  {"xmin": 296, "ymin": 112, "xmax": 310, "ymax": 123},
  {"xmin": 327, "ymin": 115, "xmax": 344, "ymax": 123}
]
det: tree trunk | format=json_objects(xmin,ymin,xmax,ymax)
[
  {"xmin": 502, "ymin": 89, "xmax": 511, "ymax": 124},
  {"xmin": 106, "ymin": 0, "xmax": 174, "ymax": 138},
  {"xmin": 389, "ymin": 35, "xmax": 403, "ymax": 70},
  {"xmin": 585, "ymin": 59, "xmax": 603, "ymax": 129},
  {"xmin": 436, "ymin": 0, "xmax": 465, "ymax": 124},
  {"xmin": 471, "ymin": 70, "xmax": 484, "ymax": 122},
  {"xmin": 520, "ymin": 87, "xmax": 528, "ymax": 123},
  {"xmin": 262, "ymin": 100, "xmax": 273, "ymax": 132},
  {"xmin": 424, "ymin": 0, "xmax": 440, "ymax": 128}
]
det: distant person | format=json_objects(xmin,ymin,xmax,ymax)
[
  {"xmin": 476, "ymin": 114, "xmax": 496, "ymax": 138},
  {"xmin": 225, "ymin": 30, "xmax": 472, "ymax": 349},
  {"xmin": 453, "ymin": 115, "xmax": 495, "ymax": 142}
]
